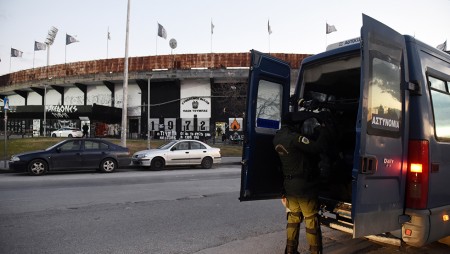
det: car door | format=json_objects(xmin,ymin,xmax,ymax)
[
  {"xmin": 352, "ymin": 14, "xmax": 409, "ymax": 238},
  {"xmin": 240, "ymin": 50, "xmax": 291, "ymax": 201},
  {"xmin": 82, "ymin": 140, "xmax": 109, "ymax": 168},
  {"xmin": 50, "ymin": 140, "xmax": 83, "ymax": 170},
  {"xmin": 188, "ymin": 141, "xmax": 207, "ymax": 164},
  {"xmin": 166, "ymin": 141, "xmax": 191, "ymax": 165}
]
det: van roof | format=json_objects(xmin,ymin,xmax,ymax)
[
  {"xmin": 326, "ymin": 37, "xmax": 361, "ymax": 51},
  {"xmin": 302, "ymin": 42, "xmax": 360, "ymax": 65}
]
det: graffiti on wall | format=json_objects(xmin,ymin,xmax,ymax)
[{"xmin": 47, "ymin": 105, "xmax": 78, "ymax": 119}]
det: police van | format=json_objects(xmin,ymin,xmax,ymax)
[{"xmin": 240, "ymin": 14, "xmax": 450, "ymax": 247}]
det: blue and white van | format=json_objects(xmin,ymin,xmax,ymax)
[{"xmin": 240, "ymin": 14, "xmax": 450, "ymax": 247}]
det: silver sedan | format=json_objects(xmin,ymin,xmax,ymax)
[
  {"xmin": 132, "ymin": 140, "xmax": 221, "ymax": 170},
  {"xmin": 51, "ymin": 127, "xmax": 83, "ymax": 138}
]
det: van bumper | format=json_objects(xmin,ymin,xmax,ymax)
[{"xmin": 403, "ymin": 205, "xmax": 450, "ymax": 247}]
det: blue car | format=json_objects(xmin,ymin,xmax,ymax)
[{"xmin": 9, "ymin": 138, "xmax": 131, "ymax": 176}]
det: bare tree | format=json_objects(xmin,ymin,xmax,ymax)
[{"xmin": 212, "ymin": 79, "xmax": 247, "ymax": 118}]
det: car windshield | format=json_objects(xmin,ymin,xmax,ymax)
[
  {"xmin": 158, "ymin": 140, "xmax": 178, "ymax": 150},
  {"xmin": 45, "ymin": 140, "xmax": 69, "ymax": 151}
]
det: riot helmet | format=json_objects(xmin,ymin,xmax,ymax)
[{"xmin": 301, "ymin": 117, "xmax": 321, "ymax": 139}]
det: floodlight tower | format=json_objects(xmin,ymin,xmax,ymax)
[
  {"xmin": 45, "ymin": 26, "xmax": 58, "ymax": 67},
  {"xmin": 43, "ymin": 26, "xmax": 58, "ymax": 136}
]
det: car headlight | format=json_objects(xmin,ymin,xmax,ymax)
[
  {"xmin": 10, "ymin": 156, "xmax": 20, "ymax": 162},
  {"xmin": 133, "ymin": 153, "xmax": 147, "ymax": 159}
]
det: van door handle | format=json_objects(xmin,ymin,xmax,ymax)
[{"xmin": 360, "ymin": 156, "xmax": 377, "ymax": 174}]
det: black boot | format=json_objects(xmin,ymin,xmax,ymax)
[
  {"xmin": 309, "ymin": 245, "xmax": 323, "ymax": 254},
  {"xmin": 284, "ymin": 244, "xmax": 300, "ymax": 254}
]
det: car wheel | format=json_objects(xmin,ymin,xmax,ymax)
[
  {"xmin": 51, "ymin": 133, "xmax": 56, "ymax": 137},
  {"xmin": 201, "ymin": 157, "xmax": 213, "ymax": 169},
  {"xmin": 100, "ymin": 158, "xmax": 117, "ymax": 173},
  {"xmin": 28, "ymin": 159, "xmax": 48, "ymax": 176},
  {"xmin": 151, "ymin": 157, "xmax": 165, "ymax": 170},
  {"xmin": 68, "ymin": 134, "xmax": 73, "ymax": 138}
]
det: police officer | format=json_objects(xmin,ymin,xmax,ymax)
[{"xmin": 273, "ymin": 112, "xmax": 330, "ymax": 254}]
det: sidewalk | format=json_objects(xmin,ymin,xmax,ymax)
[{"xmin": 0, "ymin": 157, "xmax": 242, "ymax": 173}]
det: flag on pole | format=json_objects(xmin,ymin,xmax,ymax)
[
  {"xmin": 268, "ymin": 20, "xmax": 272, "ymax": 35},
  {"xmin": 108, "ymin": 31, "xmax": 111, "ymax": 40},
  {"xmin": 157, "ymin": 23, "xmax": 167, "ymax": 39},
  {"xmin": 211, "ymin": 20, "xmax": 215, "ymax": 35},
  {"xmin": 66, "ymin": 34, "xmax": 79, "ymax": 45},
  {"xmin": 34, "ymin": 41, "xmax": 47, "ymax": 51},
  {"xmin": 437, "ymin": 40, "xmax": 447, "ymax": 51},
  {"xmin": 326, "ymin": 23, "xmax": 337, "ymax": 34},
  {"xmin": 11, "ymin": 48, "xmax": 23, "ymax": 57}
]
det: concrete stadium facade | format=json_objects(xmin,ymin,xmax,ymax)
[{"xmin": 0, "ymin": 53, "xmax": 308, "ymax": 141}]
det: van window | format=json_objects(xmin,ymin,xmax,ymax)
[
  {"xmin": 429, "ymin": 76, "xmax": 450, "ymax": 139},
  {"xmin": 367, "ymin": 57, "xmax": 402, "ymax": 137},
  {"xmin": 429, "ymin": 76, "xmax": 447, "ymax": 91},
  {"xmin": 255, "ymin": 80, "xmax": 283, "ymax": 133}
]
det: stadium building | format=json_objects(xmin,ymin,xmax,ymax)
[{"xmin": 0, "ymin": 53, "xmax": 307, "ymax": 141}]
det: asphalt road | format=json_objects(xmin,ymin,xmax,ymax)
[{"xmin": 0, "ymin": 165, "xmax": 449, "ymax": 254}]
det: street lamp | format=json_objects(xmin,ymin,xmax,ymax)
[
  {"xmin": 43, "ymin": 77, "xmax": 52, "ymax": 137},
  {"xmin": 147, "ymin": 73, "xmax": 152, "ymax": 149}
]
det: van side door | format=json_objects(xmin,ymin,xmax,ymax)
[
  {"xmin": 240, "ymin": 50, "xmax": 291, "ymax": 201},
  {"xmin": 352, "ymin": 14, "xmax": 409, "ymax": 237}
]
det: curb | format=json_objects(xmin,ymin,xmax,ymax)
[{"xmin": 0, "ymin": 158, "xmax": 241, "ymax": 174}]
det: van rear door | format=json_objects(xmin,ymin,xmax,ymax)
[
  {"xmin": 352, "ymin": 14, "xmax": 409, "ymax": 237},
  {"xmin": 240, "ymin": 50, "xmax": 291, "ymax": 201}
]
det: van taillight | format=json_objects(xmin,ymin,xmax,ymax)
[{"xmin": 406, "ymin": 140, "xmax": 429, "ymax": 209}]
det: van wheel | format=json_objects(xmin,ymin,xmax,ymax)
[
  {"xmin": 28, "ymin": 159, "xmax": 48, "ymax": 176},
  {"xmin": 201, "ymin": 157, "xmax": 213, "ymax": 169},
  {"xmin": 100, "ymin": 158, "xmax": 116, "ymax": 173},
  {"xmin": 68, "ymin": 134, "xmax": 73, "ymax": 138},
  {"xmin": 52, "ymin": 133, "xmax": 56, "ymax": 137},
  {"xmin": 151, "ymin": 157, "xmax": 165, "ymax": 170}
]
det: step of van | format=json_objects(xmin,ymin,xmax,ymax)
[
  {"xmin": 318, "ymin": 197, "xmax": 403, "ymax": 246},
  {"xmin": 319, "ymin": 197, "xmax": 353, "ymax": 234}
]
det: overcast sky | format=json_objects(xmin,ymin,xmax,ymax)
[{"xmin": 0, "ymin": 0, "xmax": 449, "ymax": 75}]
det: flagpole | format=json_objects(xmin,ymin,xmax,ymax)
[
  {"xmin": 107, "ymin": 27, "xmax": 109, "ymax": 59},
  {"xmin": 325, "ymin": 21, "xmax": 327, "ymax": 49},
  {"xmin": 267, "ymin": 19, "xmax": 272, "ymax": 54},
  {"xmin": 210, "ymin": 18, "xmax": 213, "ymax": 53},
  {"xmin": 155, "ymin": 23, "xmax": 158, "ymax": 56},
  {"xmin": 33, "ymin": 43, "xmax": 36, "ymax": 69},
  {"xmin": 65, "ymin": 34, "xmax": 67, "ymax": 64}
]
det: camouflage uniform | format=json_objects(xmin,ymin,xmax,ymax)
[{"xmin": 273, "ymin": 120, "xmax": 329, "ymax": 254}]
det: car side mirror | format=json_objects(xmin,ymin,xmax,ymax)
[
  {"xmin": 171, "ymin": 147, "xmax": 177, "ymax": 151},
  {"xmin": 56, "ymin": 147, "xmax": 62, "ymax": 153}
]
